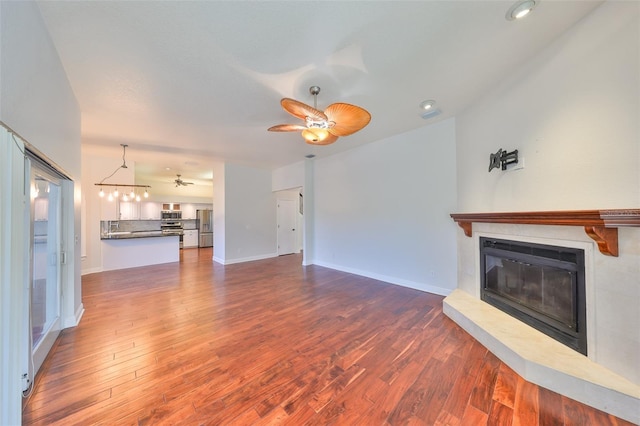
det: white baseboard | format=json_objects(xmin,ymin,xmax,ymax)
[
  {"xmin": 81, "ymin": 266, "xmax": 102, "ymax": 275},
  {"xmin": 214, "ymin": 252, "xmax": 278, "ymax": 265},
  {"xmin": 311, "ymin": 259, "xmax": 453, "ymax": 296},
  {"xmin": 63, "ymin": 303, "xmax": 84, "ymax": 328}
]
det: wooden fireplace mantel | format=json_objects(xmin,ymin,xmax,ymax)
[{"xmin": 450, "ymin": 209, "xmax": 640, "ymax": 257}]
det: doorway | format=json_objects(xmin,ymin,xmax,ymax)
[{"xmin": 277, "ymin": 199, "xmax": 297, "ymax": 255}]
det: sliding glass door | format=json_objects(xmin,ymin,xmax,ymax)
[{"xmin": 29, "ymin": 165, "xmax": 62, "ymax": 373}]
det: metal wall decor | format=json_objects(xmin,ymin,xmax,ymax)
[{"xmin": 489, "ymin": 148, "xmax": 519, "ymax": 172}]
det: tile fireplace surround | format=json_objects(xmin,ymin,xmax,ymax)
[{"xmin": 446, "ymin": 210, "xmax": 640, "ymax": 424}]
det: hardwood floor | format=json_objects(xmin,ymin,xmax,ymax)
[{"xmin": 23, "ymin": 248, "xmax": 635, "ymax": 425}]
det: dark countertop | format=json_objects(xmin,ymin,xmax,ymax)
[{"xmin": 100, "ymin": 231, "xmax": 176, "ymax": 240}]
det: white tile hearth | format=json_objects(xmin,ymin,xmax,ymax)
[{"xmin": 444, "ymin": 289, "xmax": 640, "ymax": 424}]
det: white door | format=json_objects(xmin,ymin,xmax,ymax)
[{"xmin": 277, "ymin": 199, "xmax": 297, "ymax": 255}]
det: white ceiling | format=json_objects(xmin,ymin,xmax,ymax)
[{"xmin": 36, "ymin": 0, "xmax": 602, "ymax": 185}]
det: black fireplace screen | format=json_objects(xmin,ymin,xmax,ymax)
[{"xmin": 480, "ymin": 238, "xmax": 586, "ymax": 355}]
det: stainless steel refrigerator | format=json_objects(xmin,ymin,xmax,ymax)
[{"xmin": 196, "ymin": 209, "xmax": 213, "ymax": 247}]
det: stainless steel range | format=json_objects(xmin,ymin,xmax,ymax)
[{"xmin": 160, "ymin": 221, "xmax": 184, "ymax": 247}]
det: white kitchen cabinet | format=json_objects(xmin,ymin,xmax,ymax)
[
  {"xmin": 182, "ymin": 203, "xmax": 196, "ymax": 219},
  {"xmin": 119, "ymin": 201, "xmax": 139, "ymax": 220},
  {"xmin": 141, "ymin": 202, "xmax": 161, "ymax": 220},
  {"xmin": 183, "ymin": 229, "xmax": 199, "ymax": 248}
]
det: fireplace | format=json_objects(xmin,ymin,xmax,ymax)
[
  {"xmin": 479, "ymin": 237, "xmax": 586, "ymax": 355},
  {"xmin": 446, "ymin": 210, "xmax": 640, "ymax": 423}
]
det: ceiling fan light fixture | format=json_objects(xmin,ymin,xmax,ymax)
[
  {"xmin": 302, "ymin": 128, "xmax": 329, "ymax": 143},
  {"xmin": 506, "ymin": 0, "xmax": 537, "ymax": 21},
  {"xmin": 268, "ymin": 85, "xmax": 370, "ymax": 146}
]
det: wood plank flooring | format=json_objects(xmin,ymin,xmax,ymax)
[{"xmin": 23, "ymin": 248, "xmax": 635, "ymax": 425}]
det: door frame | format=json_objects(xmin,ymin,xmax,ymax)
[{"xmin": 277, "ymin": 198, "xmax": 298, "ymax": 255}]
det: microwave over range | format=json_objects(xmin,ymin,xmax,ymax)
[{"xmin": 161, "ymin": 210, "xmax": 182, "ymax": 220}]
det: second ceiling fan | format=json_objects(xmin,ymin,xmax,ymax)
[
  {"xmin": 268, "ymin": 86, "xmax": 371, "ymax": 145},
  {"xmin": 174, "ymin": 174, "xmax": 194, "ymax": 187}
]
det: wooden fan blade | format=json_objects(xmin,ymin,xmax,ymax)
[
  {"xmin": 325, "ymin": 103, "xmax": 371, "ymax": 136},
  {"xmin": 281, "ymin": 98, "xmax": 327, "ymax": 121},
  {"xmin": 305, "ymin": 132, "xmax": 339, "ymax": 146},
  {"xmin": 268, "ymin": 124, "xmax": 307, "ymax": 132}
]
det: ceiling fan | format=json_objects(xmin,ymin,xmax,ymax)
[
  {"xmin": 174, "ymin": 174, "xmax": 194, "ymax": 187},
  {"xmin": 268, "ymin": 86, "xmax": 371, "ymax": 145}
]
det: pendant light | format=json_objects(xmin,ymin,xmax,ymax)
[{"xmin": 94, "ymin": 144, "xmax": 151, "ymax": 201}]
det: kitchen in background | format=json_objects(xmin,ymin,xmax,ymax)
[{"xmin": 100, "ymin": 201, "xmax": 212, "ymax": 250}]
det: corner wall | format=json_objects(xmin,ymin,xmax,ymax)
[
  {"xmin": 214, "ymin": 163, "xmax": 277, "ymax": 264},
  {"xmin": 312, "ymin": 118, "xmax": 458, "ymax": 295}
]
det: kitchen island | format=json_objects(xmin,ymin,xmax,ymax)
[{"xmin": 101, "ymin": 231, "xmax": 179, "ymax": 271}]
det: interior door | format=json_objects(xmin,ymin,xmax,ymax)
[
  {"xmin": 29, "ymin": 165, "xmax": 62, "ymax": 375},
  {"xmin": 277, "ymin": 199, "xmax": 296, "ymax": 255}
]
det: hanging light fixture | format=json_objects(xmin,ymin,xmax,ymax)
[
  {"xmin": 302, "ymin": 127, "xmax": 330, "ymax": 143},
  {"xmin": 94, "ymin": 144, "xmax": 151, "ymax": 199}
]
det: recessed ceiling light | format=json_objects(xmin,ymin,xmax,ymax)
[
  {"xmin": 165, "ymin": 167, "xmax": 171, "ymax": 171},
  {"xmin": 420, "ymin": 100, "xmax": 436, "ymax": 110},
  {"xmin": 506, "ymin": 0, "xmax": 537, "ymax": 21}
]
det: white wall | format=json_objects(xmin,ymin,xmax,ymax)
[
  {"xmin": 272, "ymin": 160, "xmax": 304, "ymax": 192},
  {"xmin": 214, "ymin": 163, "xmax": 277, "ymax": 264},
  {"xmin": 0, "ymin": 1, "xmax": 81, "ymax": 424},
  {"xmin": 456, "ymin": 2, "xmax": 639, "ymax": 212},
  {"xmin": 0, "ymin": 4, "xmax": 80, "ymax": 178},
  {"xmin": 81, "ymin": 149, "xmax": 135, "ymax": 274},
  {"xmin": 454, "ymin": 2, "xmax": 639, "ymax": 384},
  {"xmin": 312, "ymin": 118, "xmax": 458, "ymax": 295},
  {"xmin": 212, "ymin": 162, "xmax": 225, "ymax": 262}
]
